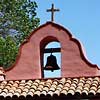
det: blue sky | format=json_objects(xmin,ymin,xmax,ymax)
[{"xmin": 35, "ymin": 0, "xmax": 100, "ymax": 69}]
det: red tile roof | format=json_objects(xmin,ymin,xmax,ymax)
[{"xmin": 0, "ymin": 77, "xmax": 100, "ymax": 99}]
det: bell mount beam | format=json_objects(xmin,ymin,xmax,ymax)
[{"xmin": 44, "ymin": 48, "xmax": 61, "ymax": 53}]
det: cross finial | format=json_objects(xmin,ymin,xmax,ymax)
[{"xmin": 47, "ymin": 4, "xmax": 60, "ymax": 22}]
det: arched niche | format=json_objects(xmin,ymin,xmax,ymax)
[{"xmin": 40, "ymin": 36, "xmax": 61, "ymax": 78}]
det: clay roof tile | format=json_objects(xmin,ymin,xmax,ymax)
[{"xmin": 0, "ymin": 77, "xmax": 100, "ymax": 98}]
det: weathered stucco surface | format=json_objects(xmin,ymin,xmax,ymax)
[{"xmin": 5, "ymin": 22, "xmax": 100, "ymax": 80}]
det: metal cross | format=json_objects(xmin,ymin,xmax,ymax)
[{"xmin": 47, "ymin": 4, "xmax": 60, "ymax": 22}]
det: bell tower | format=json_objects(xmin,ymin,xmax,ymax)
[{"xmin": 5, "ymin": 4, "xmax": 100, "ymax": 80}]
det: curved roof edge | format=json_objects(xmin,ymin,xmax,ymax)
[{"xmin": 5, "ymin": 21, "xmax": 100, "ymax": 71}]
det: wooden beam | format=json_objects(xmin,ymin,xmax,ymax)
[{"xmin": 44, "ymin": 48, "xmax": 61, "ymax": 53}]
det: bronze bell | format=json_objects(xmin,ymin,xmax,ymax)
[{"xmin": 44, "ymin": 54, "xmax": 60, "ymax": 72}]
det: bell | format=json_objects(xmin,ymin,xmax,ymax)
[{"xmin": 44, "ymin": 54, "xmax": 60, "ymax": 72}]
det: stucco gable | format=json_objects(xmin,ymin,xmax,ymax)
[{"xmin": 5, "ymin": 22, "xmax": 100, "ymax": 80}]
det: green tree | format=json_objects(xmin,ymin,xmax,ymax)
[
  {"xmin": 0, "ymin": 0, "xmax": 40, "ymax": 69},
  {"xmin": 0, "ymin": 36, "xmax": 18, "ymax": 69},
  {"xmin": 0, "ymin": 0, "xmax": 40, "ymax": 44}
]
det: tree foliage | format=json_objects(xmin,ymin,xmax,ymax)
[
  {"xmin": 0, "ymin": 0, "xmax": 40, "ymax": 43},
  {"xmin": 0, "ymin": 0, "xmax": 40, "ymax": 69},
  {"xmin": 0, "ymin": 36, "xmax": 18, "ymax": 69}
]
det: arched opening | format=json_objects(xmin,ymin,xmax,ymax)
[
  {"xmin": 40, "ymin": 36, "xmax": 61, "ymax": 78},
  {"xmin": 43, "ymin": 41, "xmax": 61, "ymax": 78}
]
